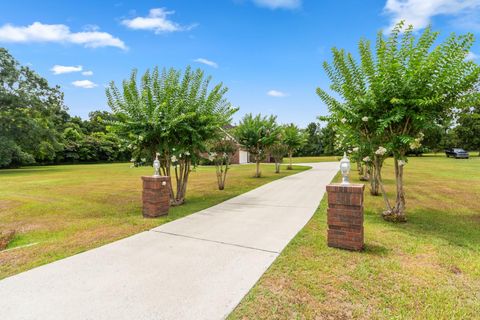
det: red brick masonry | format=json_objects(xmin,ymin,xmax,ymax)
[
  {"xmin": 141, "ymin": 176, "xmax": 171, "ymax": 218},
  {"xmin": 326, "ymin": 183, "xmax": 365, "ymax": 251}
]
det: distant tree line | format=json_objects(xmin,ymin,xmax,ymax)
[
  {"xmin": 1, "ymin": 45, "xmax": 478, "ymax": 171},
  {"xmin": 296, "ymin": 115, "xmax": 480, "ymax": 157},
  {"xmin": 296, "ymin": 121, "xmax": 336, "ymax": 156},
  {"xmin": 0, "ymin": 48, "xmax": 130, "ymax": 168}
]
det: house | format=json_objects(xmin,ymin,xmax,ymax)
[
  {"xmin": 221, "ymin": 127, "xmax": 250, "ymax": 164},
  {"xmin": 206, "ymin": 126, "xmax": 274, "ymax": 165},
  {"xmin": 231, "ymin": 146, "xmax": 250, "ymax": 164}
]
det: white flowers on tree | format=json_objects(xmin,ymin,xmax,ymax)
[
  {"xmin": 362, "ymin": 156, "xmax": 371, "ymax": 162},
  {"xmin": 375, "ymin": 146, "xmax": 387, "ymax": 156},
  {"xmin": 106, "ymin": 66, "xmax": 237, "ymax": 205},
  {"xmin": 409, "ymin": 132, "xmax": 424, "ymax": 150},
  {"xmin": 208, "ymin": 152, "xmax": 217, "ymax": 161},
  {"xmin": 352, "ymin": 147, "xmax": 359, "ymax": 152},
  {"xmin": 316, "ymin": 21, "xmax": 480, "ymax": 221}
]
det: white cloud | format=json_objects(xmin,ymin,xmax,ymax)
[
  {"xmin": 267, "ymin": 89, "xmax": 287, "ymax": 97},
  {"xmin": 51, "ymin": 65, "xmax": 82, "ymax": 75},
  {"xmin": 82, "ymin": 70, "xmax": 94, "ymax": 76},
  {"xmin": 72, "ymin": 80, "xmax": 98, "ymax": 89},
  {"xmin": 252, "ymin": 0, "xmax": 301, "ymax": 9},
  {"xmin": 384, "ymin": 0, "xmax": 480, "ymax": 30},
  {"xmin": 466, "ymin": 51, "xmax": 478, "ymax": 61},
  {"xmin": 0, "ymin": 22, "xmax": 126, "ymax": 50},
  {"xmin": 121, "ymin": 8, "xmax": 195, "ymax": 33},
  {"xmin": 194, "ymin": 58, "xmax": 218, "ymax": 68}
]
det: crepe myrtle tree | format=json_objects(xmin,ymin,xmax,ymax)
[
  {"xmin": 322, "ymin": 114, "xmax": 383, "ymax": 195},
  {"xmin": 269, "ymin": 142, "xmax": 288, "ymax": 173},
  {"xmin": 208, "ymin": 137, "xmax": 237, "ymax": 190},
  {"xmin": 317, "ymin": 21, "xmax": 480, "ymax": 222},
  {"xmin": 106, "ymin": 66, "xmax": 238, "ymax": 205},
  {"xmin": 235, "ymin": 113, "xmax": 279, "ymax": 178},
  {"xmin": 282, "ymin": 123, "xmax": 307, "ymax": 169}
]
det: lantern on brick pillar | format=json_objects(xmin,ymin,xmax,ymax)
[
  {"xmin": 340, "ymin": 152, "xmax": 350, "ymax": 185},
  {"xmin": 153, "ymin": 153, "xmax": 160, "ymax": 177}
]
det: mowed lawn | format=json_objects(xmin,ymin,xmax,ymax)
[
  {"xmin": 0, "ymin": 163, "xmax": 308, "ymax": 279},
  {"xmin": 289, "ymin": 155, "xmax": 340, "ymax": 163},
  {"xmin": 230, "ymin": 156, "xmax": 480, "ymax": 319}
]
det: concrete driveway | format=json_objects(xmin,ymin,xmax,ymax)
[{"xmin": 0, "ymin": 162, "xmax": 338, "ymax": 320}]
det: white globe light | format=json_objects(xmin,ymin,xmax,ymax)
[
  {"xmin": 153, "ymin": 153, "xmax": 160, "ymax": 177},
  {"xmin": 340, "ymin": 152, "xmax": 350, "ymax": 185}
]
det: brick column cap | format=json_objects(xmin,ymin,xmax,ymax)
[
  {"xmin": 326, "ymin": 183, "xmax": 365, "ymax": 193},
  {"xmin": 141, "ymin": 176, "xmax": 170, "ymax": 182}
]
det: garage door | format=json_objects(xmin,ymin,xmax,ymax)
[{"xmin": 239, "ymin": 150, "xmax": 249, "ymax": 164}]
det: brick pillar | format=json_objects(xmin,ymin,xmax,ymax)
[
  {"xmin": 141, "ymin": 176, "xmax": 171, "ymax": 218},
  {"xmin": 326, "ymin": 183, "xmax": 365, "ymax": 251}
]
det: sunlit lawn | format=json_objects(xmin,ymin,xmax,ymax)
[
  {"xmin": 230, "ymin": 155, "xmax": 480, "ymax": 319},
  {"xmin": 0, "ymin": 162, "xmax": 308, "ymax": 279},
  {"xmin": 289, "ymin": 155, "xmax": 340, "ymax": 163}
]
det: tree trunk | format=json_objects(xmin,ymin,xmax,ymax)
[
  {"xmin": 275, "ymin": 161, "xmax": 280, "ymax": 173},
  {"xmin": 360, "ymin": 163, "xmax": 369, "ymax": 181},
  {"xmin": 255, "ymin": 159, "xmax": 261, "ymax": 178},
  {"xmin": 287, "ymin": 152, "xmax": 293, "ymax": 170},
  {"xmin": 215, "ymin": 157, "xmax": 230, "ymax": 190},
  {"xmin": 357, "ymin": 161, "xmax": 364, "ymax": 176},
  {"xmin": 161, "ymin": 154, "xmax": 175, "ymax": 205},
  {"xmin": 369, "ymin": 157, "xmax": 381, "ymax": 196},
  {"xmin": 215, "ymin": 161, "xmax": 224, "ymax": 190},
  {"xmin": 168, "ymin": 158, "xmax": 191, "ymax": 206},
  {"xmin": 382, "ymin": 157, "xmax": 407, "ymax": 222}
]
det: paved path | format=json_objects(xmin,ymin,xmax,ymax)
[{"xmin": 0, "ymin": 162, "xmax": 338, "ymax": 320}]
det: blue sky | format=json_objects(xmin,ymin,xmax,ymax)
[{"xmin": 1, "ymin": 0, "xmax": 479, "ymax": 127}]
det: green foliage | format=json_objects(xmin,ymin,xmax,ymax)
[
  {"xmin": 209, "ymin": 137, "xmax": 237, "ymax": 159},
  {"xmin": 106, "ymin": 66, "xmax": 237, "ymax": 204},
  {"xmin": 282, "ymin": 123, "xmax": 307, "ymax": 155},
  {"xmin": 298, "ymin": 121, "xmax": 338, "ymax": 156},
  {"xmin": 281, "ymin": 123, "xmax": 307, "ymax": 169},
  {"xmin": 0, "ymin": 47, "xmax": 65, "ymax": 167},
  {"xmin": 269, "ymin": 142, "xmax": 288, "ymax": 173},
  {"xmin": 454, "ymin": 106, "xmax": 480, "ymax": 153},
  {"xmin": 317, "ymin": 21, "xmax": 480, "ymax": 218},
  {"xmin": 106, "ymin": 66, "xmax": 237, "ymax": 158},
  {"xmin": 235, "ymin": 113, "xmax": 279, "ymax": 160},
  {"xmin": 269, "ymin": 143, "xmax": 288, "ymax": 162},
  {"xmin": 0, "ymin": 48, "xmax": 129, "ymax": 168},
  {"xmin": 234, "ymin": 113, "xmax": 279, "ymax": 177},
  {"xmin": 318, "ymin": 22, "xmax": 480, "ymax": 159},
  {"xmin": 209, "ymin": 137, "xmax": 237, "ymax": 190},
  {"xmin": 0, "ymin": 139, "xmax": 35, "ymax": 168}
]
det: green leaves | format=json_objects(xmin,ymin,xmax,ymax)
[
  {"xmin": 317, "ymin": 20, "xmax": 480, "ymax": 217},
  {"xmin": 106, "ymin": 66, "xmax": 238, "ymax": 157},
  {"xmin": 317, "ymin": 21, "xmax": 480, "ymax": 156},
  {"xmin": 282, "ymin": 123, "xmax": 307, "ymax": 154},
  {"xmin": 234, "ymin": 113, "xmax": 280, "ymax": 160},
  {"xmin": 0, "ymin": 48, "xmax": 65, "ymax": 167}
]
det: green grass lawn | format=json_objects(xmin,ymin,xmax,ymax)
[
  {"xmin": 0, "ymin": 163, "xmax": 308, "ymax": 280},
  {"xmin": 230, "ymin": 156, "xmax": 480, "ymax": 319},
  {"xmin": 289, "ymin": 155, "xmax": 340, "ymax": 163}
]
